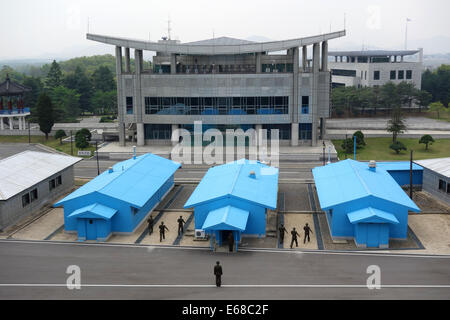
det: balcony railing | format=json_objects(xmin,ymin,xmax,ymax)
[{"xmin": 0, "ymin": 108, "xmax": 30, "ymax": 115}]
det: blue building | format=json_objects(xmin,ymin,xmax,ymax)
[
  {"xmin": 376, "ymin": 162, "xmax": 423, "ymax": 186},
  {"xmin": 54, "ymin": 153, "xmax": 180, "ymax": 241},
  {"xmin": 312, "ymin": 159, "xmax": 420, "ymax": 248},
  {"xmin": 184, "ymin": 159, "xmax": 279, "ymax": 251}
]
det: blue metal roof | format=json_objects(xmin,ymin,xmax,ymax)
[
  {"xmin": 184, "ymin": 159, "xmax": 279, "ymax": 209},
  {"xmin": 347, "ymin": 207, "xmax": 399, "ymax": 224},
  {"xmin": 55, "ymin": 154, "xmax": 180, "ymax": 208},
  {"xmin": 312, "ymin": 159, "xmax": 420, "ymax": 212},
  {"xmin": 202, "ymin": 205, "xmax": 249, "ymax": 231},
  {"xmin": 376, "ymin": 161, "xmax": 423, "ymax": 171},
  {"xmin": 67, "ymin": 203, "xmax": 118, "ymax": 220}
]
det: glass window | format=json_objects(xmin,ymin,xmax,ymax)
[
  {"xmin": 438, "ymin": 179, "xmax": 447, "ymax": 192},
  {"xmin": 30, "ymin": 189, "xmax": 38, "ymax": 202},
  {"xmin": 126, "ymin": 97, "xmax": 133, "ymax": 114},
  {"xmin": 22, "ymin": 193, "xmax": 30, "ymax": 207},
  {"xmin": 56, "ymin": 176, "xmax": 62, "ymax": 186},
  {"xmin": 374, "ymin": 71, "xmax": 380, "ymax": 80},
  {"xmin": 390, "ymin": 70, "xmax": 396, "ymax": 80},
  {"xmin": 398, "ymin": 70, "xmax": 404, "ymax": 80},
  {"xmin": 131, "ymin": 207, "xmax": 139, "ymax": 215},
  {"xmin": 49, "ymin": 179, "xmax": 56, "ymax": 191},
  {"xmin": 331, "ymin": 69, "xmax": 357, "ymax": 77},
  {"xmin": 299, "ymin": 123, "xmax": 312, "ymax": 140},
  {"xmin": 406, "ymin": 70, "xmax": 412, "ymax": 79},
  {"xmin": 301, "ymin": 96, "xmax": 309, "ymax": 114}
]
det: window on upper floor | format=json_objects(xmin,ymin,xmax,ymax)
[
  {"xmin": 406, "ymin": 70, "xmax": 412, "ymax": 79},
  {"xmin": 373, "ymin": 71, "xmax": 380, "ymax": 80},
  {"xmin": 390, "ymin": 70, "xmax": 396, "ymax": 80},
  {"xmin": 301, "ymin": 96, "xmax": 309, "ymax": 114},
  {"xmin": 398, "ymin": 70, "xmax": 404, "ymax": 80},
  {"xmin": 126, "ymin": 97, "xmax": 133, "ymax": 114}
]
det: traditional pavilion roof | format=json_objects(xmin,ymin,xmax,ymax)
[{"xmin": 0, "ymin": 76, "xmax": 31, "ymax": 96}]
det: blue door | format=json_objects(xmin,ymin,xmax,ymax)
[
  {"xmin": 86, "ymin": 219, "xmax": 97, "ymax": 240},
  {"xmin": 366, "ymin": 223, "xmax": 380, "ymax": 248}
]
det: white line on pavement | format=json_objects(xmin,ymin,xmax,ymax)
[{"xmin": 0, "ymin": 284, "xmax": 449, "ymax": 288}]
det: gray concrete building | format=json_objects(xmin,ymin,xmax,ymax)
[
  {"xmin": 329, "ymin": 49, "xmax": 423, "ymax": 89},
  {"xmin": 0, "ymin": 151, "xmax": 81, "ymax": 230},
  {"xmin": 87, "ymin": 30, "xmax": 346, "ymax": 147},
  {"xmin": 415, "ymin": 158, "xmax": 450, "ymax": 206}
]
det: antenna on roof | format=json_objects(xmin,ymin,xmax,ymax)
[{"xmin": 167, "ymin": 15, "xmax": 172, "ymax": 40}]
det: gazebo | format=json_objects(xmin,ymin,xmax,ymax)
[{"xmin": 0, "ymin": 75, "xmax": 31, "ymax": 130}]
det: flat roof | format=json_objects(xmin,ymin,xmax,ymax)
[
  {"xmin": 0, "ymin": 151, "xmax": 82, "ymax": 201},
  {"xmin": 87, "ymin": 30, "xmax": 346, "ymax": 55},
  {"xmin": 328, "ymin": 50, "xmax": 420, "ymax": 57},
  {"xmin": 414, "ymin": 158, "xmax": 450, "ymax": 178}
]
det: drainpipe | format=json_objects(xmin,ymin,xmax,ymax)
[{"xmin": 133, "ymin": 145, "xmax": 136, "ymax": 159}]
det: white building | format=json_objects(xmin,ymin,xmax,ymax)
[
  {"xmin": 415, "ymin": 158, "xmax": 450, "ymax": 206},
  {"xmin": 328, "ymin": 49, "xmax": 423, "ymax": 89},
  {"xmin": 0, "ymin": 151, "xmax": 82, "ymax": 230}
]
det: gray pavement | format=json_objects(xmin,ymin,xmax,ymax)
[{"xmin": 0, "ymin": 240, "xmax": 449, "ymax": 299}]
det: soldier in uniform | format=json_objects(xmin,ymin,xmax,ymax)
[
  {"xmin": 147, "ymin": 215, "xmax": 154, "ymax": 235},
  {"xmin": 278, "ymin": 223, "xmax": 288, "ymax": 244},
  {"xmin": 290, "ymin": 227, "xmax": 300, "ymax": 249},
  {"xmin": 303, "ymin": 223, "xmax": 314, "ymax": 243},
  {"xmin": 227, "ymin": 232, "xmax": 234, "ymax": 252},
  {"xmin": 159, "ymin": 221, "xmax": 169, "ymax": 242},
  {"xmin": 214, "ymin": 261, "xmax": 223, "ymax": 287},
  {"xmin": 177, "ymin": 215, "xmax": 187, "ymax": 236}
]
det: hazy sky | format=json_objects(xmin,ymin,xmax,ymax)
[{"xmin": 1, "ymin": 0, "xmax": 450, "ymax": 60}]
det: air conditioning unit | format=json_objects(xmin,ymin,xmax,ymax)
[{"xmin": 195, "ymin": 229, "xmax": 206, "ymax": 239}]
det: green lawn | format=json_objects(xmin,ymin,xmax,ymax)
[
  {"xmin": 333, "ymin": 137, "xmax": 450, "ymax": 161},
  {"xmin": 0, "ymin": 135, "xmax": 96, "ymax": 158}
]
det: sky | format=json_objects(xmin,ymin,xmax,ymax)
[{"xmin": 1, "ymin": 0, "xmax": 450, "ymax": 60}]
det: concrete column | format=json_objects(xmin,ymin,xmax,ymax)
[
  {"xmin": 256, "ymin": 53, "xmax": 262, "ymax": 73},
  {"xmin": 0, "ymin": 118, "xmax": 4, "ymax": 130},
  {"xmin": 171, "ymin": 124, "xmax": 180, "ymax": 146},
  {"xmin": 291, "ymin": 123, "xmax": 298, "ymax": 146},
  {"xmin": 136, "ymin": 123, "xmax": 145, "ymax": 146},
  {"xmin": 321, "ymin": 41, "xmax": 328, "ymax": 71},
  {"xmin": 292, "ymin": 47, "xmax": 299, "ymax": 123},
  {"xmin": 302, "ymin": 45, "xmax": 307, "ymax": 71},
  {"xmin": 115, "ymin": 46, "xmax": 125, "ymax": 146},
  {"xmin": 18, "ymin": 117, "xmax": 22, "ymax": 130},
  {"xmin": 311, "ymin": 43, "xmax": 320, "ymax": 147},
  {"xmin": 419, "ymin": 48, "xmax": 424, "ymax": 63},
  {"xmin": 9, "ymin": 117, "xmax": 13, "ymax": 130},
  {"xmin": 171, "ymin": 54, "xmax": 176, "ymax": 74},
  {"xmin": 124, "ymin": 48, "xmax": 131, "ymax": 73},
  {"xmin": 134, "ymin": 49, "xmax": 143, "ymax": 142}
]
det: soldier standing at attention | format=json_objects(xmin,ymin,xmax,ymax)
[
  {"xmin": 177, "ymin": 215, "xmax": 187, "ymax": 236},
  {"xmin": 147, "ymin": 215, "xmax": 154, "ymax": 235},
  {"xmin": 214, "ymin": 261, "xmax": 223, "ymax": 287},
  {"xmin": 290, "ymin": 227, "xmax": 300, "ymax": 249},
  {"xmin": 159, "ymin": 221, "xmax": 169, "ymax": 242},
  {"xmin": 278, "ymin": 223, "xmax": 288, "ymax": 244},
  {"xmin": 303, "ymin": 223, "xmax": 314, "ymax": 244}
]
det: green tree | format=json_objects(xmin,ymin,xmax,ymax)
[
  {"xmin": 416, "ymin": 90, "xmax": 432, "ymax": 113},
  {"xmin": 389, "ymin": 141, "xmax": 407, "ymax": 154},
  {"xmin": 36, "ymin": 93, "xmax": 54, "ymax": 140},
  {"xmin": 419, "ymin": 134, "xmax": 435, "ymax": 150},
  {"xmin": 50, "ymin": 86, "xmax": 81, "ymax": 122},
  {"xmin": 45, "ymin": 60, "xmax": 62, "ymax": 90},
  {"xmin": 63, "ymin": 66, "xmax": 93, "ymax": 114},
  {"xmin": 75, "ymin": 133, "xmax": 89, "ymax": 149},
  {"xmin": 397, "ymin": 81, "xmax": 417, "ymax": 112},
  {"xmin": 91, "ymin": 90, "xmax": 117, "ymax": 115},
  {"xmin": 341, "ymin": 138, "xmax": 354, "ymax": 154},
  {"xmin": 76, "ymin": 128, "xmax": 92, "ymax": 141},
  {"xmin": 54, "ymin": 129, "xmax": 67, "ymax": 145},
  {"xmin": 387, "ymin": 106, "xmax": 406, "ymax": 142},
  {"xmin": 429, "ymin": 101, "xmax": 446, "ymax": 119},
  {"xmin": 353, "ymin": 131, "xmax": 366, "ymax": 148},
  {"xmin": 91, "ymin": 66, "xmax": 116, "ymax": 92},
  {"xmin": 22, "ymin": 76, "xmax": 43, "ymax": 122},
  {"xmin": 422, "ymin": 65, "xmax": 450, "ymax": 106},
  {"xmin": 380, "ymin": 82, "xmax": 401, "ymax": 113}
]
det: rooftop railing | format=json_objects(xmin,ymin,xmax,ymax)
[{"xmin": 0, "ymin": 108, "xmax": 30, "ymax": 115}]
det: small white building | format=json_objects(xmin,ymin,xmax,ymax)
[
  {"xmin": 328, "ymin": 49, "xmax": 423, "ymax": 89},
  {"xmin": 415, "ymin": 158, "xmax": 450, "ymax": 206},
  {"xmin": 0, "ymin": 151, "xmax": 82, "ymax": 230}
]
